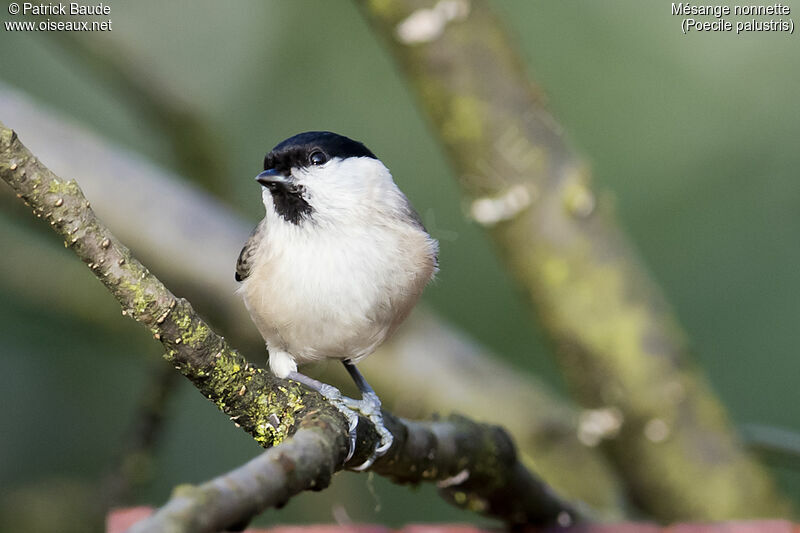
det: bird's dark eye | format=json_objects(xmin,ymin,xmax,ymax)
[{"xmin": 309, "ymin": 151, "xmax": 327, "ymax": 166}]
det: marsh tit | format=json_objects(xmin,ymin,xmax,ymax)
[{"xmin": 236, "ymin": 131, "xmax": 439, "ymax": 469}]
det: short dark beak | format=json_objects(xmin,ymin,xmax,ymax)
[{"xmin": 256, "ymin": 169, "xmax": 293, "ymax": 190}]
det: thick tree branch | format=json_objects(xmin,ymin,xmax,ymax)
[
  {"xmin": 131, "ymin": 416, "xmax": 580, "ymax": 533},
  {"xmin": 126, "ymin": 428, "xmax": 342, "ymax": 533},
  {"xmin": 1, "ymin": 121, "xmax": 580, "ymax": 528},
  {"xmin": 357, "ymin": 0, "xmax": 791, "ymax": 520},
  {"xmin": 0, "ymin": 85, "xmax": 626, "ymax": 515}
]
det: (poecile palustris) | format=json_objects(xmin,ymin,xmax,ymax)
[{"xmin": 236, "ymin": 131, "xmax": 439, "ymax": 469}]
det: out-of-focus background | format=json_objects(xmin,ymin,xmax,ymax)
[{"xmin": 1, "ymin": 1, "xmax": 799, "ymax": 530}]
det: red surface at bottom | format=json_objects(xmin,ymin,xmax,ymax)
[{"xmin": 107, "ymin": 508, "xmax": 800, "ymax": 533}]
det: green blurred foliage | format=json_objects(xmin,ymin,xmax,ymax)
[{"xmin": 1, "ymin": 0, "xmax": 799, "ymax": 529}]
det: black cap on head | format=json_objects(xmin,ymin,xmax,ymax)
[{"xmin": 264, "ymin": 131, "xmax": 377, "ymax": 175}]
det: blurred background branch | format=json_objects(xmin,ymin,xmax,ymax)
[
  {"xmin": 51, "ymin": 33, "xmax": 227, "ymax": 199},
  {"xmin": 356, "ymin": 0, "xmax": 791, "ymax": 520},
  {"xmin": 101, "ymin": 359, "xmax": 179, "ymax": 510}
]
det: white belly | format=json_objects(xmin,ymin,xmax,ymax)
[{"xmin": 239, "ymin": 222, "xmax": 434, "ymax": 367}]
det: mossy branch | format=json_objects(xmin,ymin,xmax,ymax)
[
  {"xmin": 357, "ymin": 0, "xmax": 791, "ymax": 520},
  {"xmin": 0, "ymin": 120, "xmax": 581, "ymax": 529}
]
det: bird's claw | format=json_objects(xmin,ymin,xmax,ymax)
[
  {"xmin": 315, "ymin": 387, "xmax": 393, "ymax": 469},
  {"xmin": 341, "ymin": 408, "xmax": 359, "ymax": 463},
  {"xmin": 375, "ymin": 434, "xmax": 393, "ymax": 455},
  {"xmin": 344, "ymin": 391, "xmax": 394, "ymax": 470}
]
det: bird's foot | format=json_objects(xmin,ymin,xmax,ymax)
[
  {"xmin": 287, "ymin": 372, "xmax": 393, "ymax": 470},
  {"xmin": 318, "ymin": 385, "xmax": 393, "ymax": 469},
  {"xmin": 342, "ymin": 391, "xmax": 394, "ymax": 470}
]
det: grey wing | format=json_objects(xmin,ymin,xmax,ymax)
[
  {"xmin": 401, "ymin": 195, "xmax": 439, "ymax": 269},
  {"xmin": 235, "ymin": 221, "xmax": 265, "ymax": 282},
  {"xmin": 401, "ymin": 195, "xmax": 427, "ymax": 233}
]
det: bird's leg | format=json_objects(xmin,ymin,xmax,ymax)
[
  {"xmin": 286, "ymin": 371, "xmax": 358, "ymax": 462},
  {"xmin": 341, "ymin": 360, "xmax": 394, "ymax": 470}
]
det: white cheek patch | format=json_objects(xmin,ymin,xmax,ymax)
[{"xmin": 298, "ymin": 158, "xmax": 397, "ymax": 213}]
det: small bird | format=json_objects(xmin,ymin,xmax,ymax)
[{"xmin": 236, "ymin": 131, "xmax": 438, "ymax": 469}]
